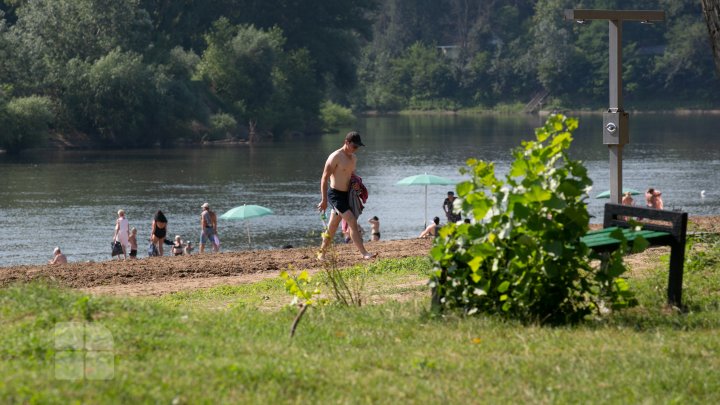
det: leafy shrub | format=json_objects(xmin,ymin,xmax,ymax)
[
  {"xmin": 280, "ymin": 266, "xmax": 324, "ymax": 338},
  {"xmin": 430, "ymin": 114, "xmax": 637, "ymax": 324},
  {"xmin": 208, "ymin": 113, "xmax": 238, "ymax": 140},
  {"xmin": 0, "ymin": 95, "xmax": 54, "ymax": 153},
  {"xmin": 62, "ymin": 50, "xmax": 167, "ymax": 147},
  {"xmin": 319, "ymin": 101, "xmax": 355, "ymax": 132}
]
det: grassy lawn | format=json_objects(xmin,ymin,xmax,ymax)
[{"xmin": 2, "ymin": 251, "xmax": 720, "ymax": 404}]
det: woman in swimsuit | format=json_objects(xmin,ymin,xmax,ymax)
[
  {"xmin": 151, "ymin": 210, "xmax": 168, "ymax": 256},
  {"xmin": 419, "ymin": 217, "xmax": 440, "ymax": 238},
  {"xmin": 368, "ymin": 216, "xmax": 380, "ymax": 241}
]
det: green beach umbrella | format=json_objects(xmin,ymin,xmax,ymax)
[
  {"xmin": 595, "ymin": 188, "xmax": 642, "ymax": 199},
  {"xmin": 397, "ymin": 173, "xmax": 456, "ymax": 228},
  {"xmin": 219, "ymin": 204, "xmax": 274, "ymax": 248}
]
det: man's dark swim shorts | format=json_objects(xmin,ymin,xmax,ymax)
[{"xmin": 328, "ymin": 188, "xmax": 350, "ymax": 214}]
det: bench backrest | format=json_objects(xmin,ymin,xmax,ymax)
[{"xmin": 602, "ymin": 203, "xmax": 688, "ymax": 246}]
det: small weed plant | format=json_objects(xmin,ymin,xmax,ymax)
[
  {"xmin": 320, "ymin": 244, "xmax": 367, "ymax": 307},
  {"xmin": 280, "ymin": 213, "xmax": 369, "ymax": 336},
  {"xmin": 280, "ymin": 266, "xmax": 324, "ymax": 337},
  {"xmin": 431, "ymin": 114, "xmax": 638, "ymax": 324},
  {"xmin": 318, "ymin": 212, "xmax": 367, "ymax": 306}
]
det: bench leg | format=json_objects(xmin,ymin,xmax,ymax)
[{"xmin": 667, "ymin": 242, "xmax": 685, "ymax": 308}]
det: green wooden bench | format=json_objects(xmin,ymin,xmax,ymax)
[{"xmin": 583, "ymin": 203, "xmax": 688, "ymax": 308}]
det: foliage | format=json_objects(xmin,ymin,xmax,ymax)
[
  {"xmin": 280, "ymin": 268, "xmax": 323, "ymax": 307},
  {"xmin": 280, "ymin": 267, "xmax": 324, "ymax": 338},
  {"xmin": 430, "ymin": 114, "xmax": 638, "ymax": 324},
  {"xmin": 0, "ymin": 0, "xmax": 376, "ymax": 152},
  {"xmin": 702, "ymin": 0, "xmax": 720, "ymax": 77},
  {"xmin": 196, "ymin": 20, "xmax": 323, "ymax": 134},
  {"xmin": 0, "ymin": 95, "xmax": 53, "ymax": 153},
  {"xmin": 317, "ymin": 212, "xmax": 367, "ymax": 306},
  {"xmin": 265, "ymin": 48, "xmax": 323, "ymax": 134},
  {"xmin": 685, "ymin": 234, "xmax": 720, "ymax": 273},
  {"xmin": 208, "ymin": 113, "xmax": 238, "ymax": 140},
  {"xmin": 2, "ymin": 0, "xmax": 720, "ymax": 152},
  {"xmin": 356, "ymin": 0, "xmax": 720, "ymax": 111},
  {"xmin": 61, "ymin": 50, "xmax": 169, "ymax": 147},
  {"xmin": 319, "ymin": 244, "xmax": 367, "ymax": 307},
  {"xmin": 319, "ymin": 101, "xmax": 355, "ymax": 132},
  {"xmin": 390, "ymin": 42, "xmax": 456, "ymax": 108}
]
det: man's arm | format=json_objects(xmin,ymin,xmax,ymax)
[{"xmin": 317, "ymin": 154, "xmax": 336, "ymax": 212}]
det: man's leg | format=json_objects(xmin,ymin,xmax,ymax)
[
  {"xmin": 340, "ymin": 211, "xmax": 375, "ymax": 258},
  {"xmin": 320, "ymin": 210, "xmax": 343, "ymax": 255}
]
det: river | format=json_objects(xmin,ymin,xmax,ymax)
[{"xmin": 1, "ymin": 113, "xmax": 719, "ymax": 266}]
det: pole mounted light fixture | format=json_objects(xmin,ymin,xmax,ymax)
[{"xmin": 564, "ymin": 9, "xmax": 665, "ymax": 204}]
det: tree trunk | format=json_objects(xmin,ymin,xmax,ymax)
[
  {"xmin": 248, "ymin": 119, "xmax": 258, "ymax": 144},
  {"xmin": 702, "ymin": 0, "xmax": 720, "ymax": 77}
]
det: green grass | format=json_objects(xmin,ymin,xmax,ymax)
[{"xmin": 2, "ymin": 254, "xmax": 720, "ymax": 403}]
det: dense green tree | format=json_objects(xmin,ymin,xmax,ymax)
[
  {"xmin": 13, "ymin": 0, "xmax": 151, "ymax": 63},
  {"xmin": 266, "ymin": 48, "xmax": 323, "ymax": 133},
  {"xmin": 196, "ymin": 19, "xmax": 323, "ymax": 134},
  {"xmin": 61, "ymin": 50, "xmax": 172, "ymax": 147},
  {"xmin": 702, "ymin": 0, "xmax": 720, "ymax": 77},
  {"xmin": 531, "ymin": 0, "xmax": 578, "ymax": 96},
  {"xmin": 0, "ymin": 95, "xmax": 53, "ymax": 153},
  {"xmin": 196, "ymin": 20, "xmax": 284, "ymax": 129},
  {"xmin": 390, "ymin": 42, "xmax": 457, "ymax": 108},
  {"xmin": 2, "ymin": 0, "xmax": 720, "ymax": 153},
  {"xmin": 226, "ymin": 0, "xmax": 376, "ymax": 92}
]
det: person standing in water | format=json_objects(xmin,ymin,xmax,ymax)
[
  {"xmin": 113, "ymin": 209, "xmax": 129, "ymax": 260},
  {"xmin": 200, "ymin": 202, "xmax": 219, "ymax": 253},
  {"xmin": 151, "ymin": 210, "xmax": 168, "ymax": 256}
]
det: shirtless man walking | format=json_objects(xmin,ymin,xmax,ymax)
[{"xmin": 317, "ymin": 131, "xmax": 376, "ymax": 260}]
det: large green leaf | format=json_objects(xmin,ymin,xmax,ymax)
[{"xmin": 525, "ymin": 185, "xmax": 552, "ymax": 202}]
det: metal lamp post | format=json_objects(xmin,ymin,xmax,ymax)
[{"xmin": 564, "ymin": 9, "xmax": 665, "ymax": 204}]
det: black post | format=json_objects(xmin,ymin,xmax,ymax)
[{"xmin": 667, "ymin": 212, "xmax": 688, "ymax": 308}]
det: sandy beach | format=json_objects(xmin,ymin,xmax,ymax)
[
  {"xmin": 2, "ymin": 216, "xmax": 717, "ymax": 297},
  {"xmin": 0, "ymin": 238, "xmax": 434, "ymax": 296}
]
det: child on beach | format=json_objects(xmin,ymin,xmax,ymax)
[
  {"xmin": 419, "ymin": 217, "xmax": 441, "ymax": 238},
  {"xmin": 368, "ymin": 216, "xmax": 380, "ymax": 241},
  {"xmin": 48, "ymin": 247, "xmax": 67, "ymax": 265},
  {"xmin": 128, "ymin": 227, "xmax": 138, "ymax": 259},
  {"xmin": 172, "ymin": 235, "xmax": 185, "ymax": 256},
  {"xmin": 622, "ymin": 192, "xmax": 634, "ymax": 206},
  {"xmin": 341, "ymin": 219, "xmax": 365, "ymax": 243}
]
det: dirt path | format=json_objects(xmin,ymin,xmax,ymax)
[{"xmin": 0, "ymin": 239, "xmax": 434, "ymax": 296}]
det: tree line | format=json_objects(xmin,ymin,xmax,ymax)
[
  {"xmin": 353, "ymin": 0, "xmax": 719, "ymax": 112},
  {"xmin": 1, "ymin": 0, "xmax": 718, "ymax": 153}
]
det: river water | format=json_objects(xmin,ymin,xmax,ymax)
[{"xmin": 1, "ymin": 113, "xmax": 719, "ymax": 266}]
